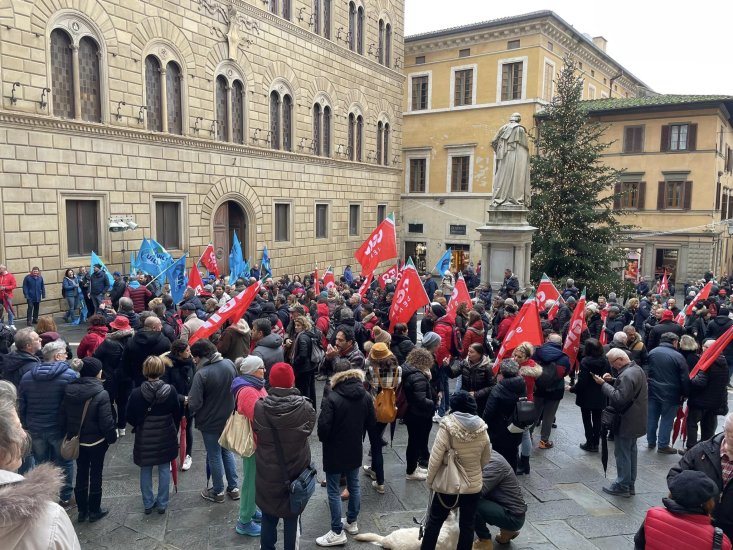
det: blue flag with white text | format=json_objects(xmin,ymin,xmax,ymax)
[
  {"xmin": 90, "ymin": 251, "xmax": 114, "ymax": 287},
  {"xmin": 261, "ymin": 246, "xmax": 272, "ymax": 278},
  {"xmin": 169, "ymin": 255, "xmax": 188, "ymax": 304},
  {"xmin": 229, "ymin": 230, "xmax": 244, "ymax": 284},
  {"xmin": 434, "ymin": 248, "xmax": 452, "ymax": 275}
]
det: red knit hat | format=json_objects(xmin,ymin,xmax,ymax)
[
  {"xmin": 661, "ymin": 310, "xmax": 674, "ymax": 321},
  {"xmin": 269, "ymin": 362, "xmax": 295, "ymax": 389}
]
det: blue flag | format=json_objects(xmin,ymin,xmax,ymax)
[
  {"xmin": 135, "ymin": 239, "xmax": 160, "ymax": 276},
  {"xmin": 169, "ymin": 255, "xmax": 188, "ymax": 304},
  {"xmin": 129, "ymin": 252, "xmax": 137, "ymax": 276},
  {"xmin": 149, "ymin": 238, "xmax": 173, "ymax": 285},
  {"xmin": 90, "ymin": 251, "xmax": 114, "ymax": 287},
  {"xmin": 261, "ymin": 245, "xmax": 272, "ymax": 278},
  {"xmin": 229, "ymin": 230, "xmax": 244, "ymax": 284},
  {"xmin": 434, "ymin": 248, "xmax": 452, "ymax": 275}
]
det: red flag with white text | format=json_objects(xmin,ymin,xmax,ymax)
[
  {"xmin": 378, "ymin": 264, "xmax": 400, "ymax": 289},
  {"xmin": 388, "ymin": 259, "xmax": 429, "ymax": 331},
  {"xmin": 536, "ymin": 273, "xmax": 560, "ymax": 311},
  {"xmin": 445, "ymin": 273, "xmax": 472, "ymax": 319},
  {"xmin": 685, "ymin": 280, "xmax": 713, "ymax": 316},
  {"xmin": 357, "ymin": 273, "xmax": 373, "ymax": 298},
  {"xmin": 322, "ymin": 266, "xmax": 335, "ymax": 289},
  {"xmin": 492, "ymin": 296, "xmax": 543, "ymax": 374},
  {"xmin": 562, "ymin": 289, "xmax": 587, "ymax": 371},
  {"xmin": 658, "ymin": 271, "xmax": 669, "ymax": 294},
  {"xmin": 189, "ymin": 281, "xmax": 261, "ymax": 345},
  {"xmin": 188, "ymin": 265, "xmax": 205, "ymax": 295},
  {"xmin": 198, "ymin": 243, "xmax": 220, "ymax": 278},
  {"xmin": 355, "ymin": 214, "xmax": 398, "ymax": 276},
  {"xmin": 689, "ymin": 323, "xmax": 733, "ymax": 378}
]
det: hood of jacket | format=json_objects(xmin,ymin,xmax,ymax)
[
  {"xmin": 519, "ymin": 360, "xmax": 542, "ymax": 378},
  {"xmin": 362, "ymin": 312, "xmax": 376, "ymax": 324},
  {"xmin": 316, "ymin": 303, "xmax": 330, "ymax": 319},
  {"xmin": 257, "ymin": 333, "xmax": 283, "ymax": 350},
  {"xmin": 196, "ymin": 352, "xmax": 225, "ymax": 369},
  {"xmin": 712, "ymin": 315, "xmax": 732, "ymax": 327},
  {"xmin": 495, "ymin": 375, "xmax": 526, "ymax": 398},
  {"xmin": 330, "ymin": 368, "xmax": 366, "ymax": 400},
  {"xmin": 468, "ymin": 321, "xmax": 484, "ymax": 334},
  {"xmin": 106, "ymin": 328, "xmax": 134, "ymax": 341},
  {"xmin": 442, "ymin": 412, "xmax": 487, "ymax": 441},
  {"xmin": 0, "ymin": 464, "xmax": 62, "ymax": 527},
  {"xmin": 31, "ymin": 361, "xmax": 73, "ymax": 381},
  {"xmin": 131, "ymin": 329, "xmax": 166, "ymax": 347},
  {"xmin": 140, "ymin": 379, "xmax": 172, "ymax": 404},
  {"xmin": 64, "ymin": 376, "xmax": 105, "ymax": 402},
  {"xmin": 230, "ymin": 319, "xmax": 250, "ymax": 335},
  {"xmin": 231, "ymin": 374, "xmax": 265, "ymax": 394},
  {"xmin": 127, "ymin": 280, "xmax": 141, "ymax": 289},
  {"xmin": 261, "ymin": 387, "xmax": 307, "ymax": 413},
  {"xmin": 534, "ymin": 342, "xmax": 568, "ymax": 365},
  {"xmin": 662, "ymin": 497, "xmax": 708, "ymax": 516},
  {"xmin": 1, "ymin": 351, "xmax": 40, "ymax": 376},
  {"xmin": 160, "ymin": 351, "xmax": 193, "ymax": 371},
  {"xmin": 87, "ymin": 325, "xmax": 108, "ymax": 338}
]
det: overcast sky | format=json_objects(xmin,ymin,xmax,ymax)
[{"xmin": 404, "ymin": 1, "xmax": 733, "ymax": 95}]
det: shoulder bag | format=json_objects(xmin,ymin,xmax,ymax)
[
  {"xmin": 219, "ymin": 387, "xmax": 255, "ymax": 457},
  {"xmin": 265, "ymin": 412, "xmax": 317, "ymax": 515},
  {"xmin": 60, "ymin": 399, "xmax": 92, "ymax": 460},
  {"xmin": 601, "ymin": 382, "xmax": 642, "ymax": 434},
  {"xmin": 431, "ymin": 430, "xmax": 470, "ymax": 496}
]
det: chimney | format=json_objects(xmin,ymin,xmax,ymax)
[{"xmin": 592, "ymin": 36, "xmax": 607, "ymax": 52}]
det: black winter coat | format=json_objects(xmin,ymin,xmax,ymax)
[
  {"xmin": 450, "ymin": 356, "xmax": 495, "ymax": 416},
  {"xmin": 390, "ymin": 333, "xmax": 415, "ymax": 365},
  {"xmin": 290, "ymin": 329, "xmax": 315, "ymax": 374},
  {"xmin": 162, "ymin": 353, "xmax": 195, "ymax": 405},
  {"xmin": 126, "ymin": 380, "xmax": 181, "ymax": 467},
  {"xmin": 647, "ymin": 320, "xmax": 685, "ymax": 351},
  {"xmin": 668, "ymin": 434, "xmax": 733, "ymax": 541},
  {"xmin": 61, "ymin": 377, "xmax": 117, "ymax": 445},
  {"xmin": 253, "ymin": 387, "xmax": 316, "ymax": 518},
  {"xmin": 93, "ymin": 329, "xmax": 134, "ymax": 388},
  {"xmin": 604, "ymin": 317, "xmax": 626, "ymax": 341},
  {"xmin": 706, "ymin": 315, "xmax": 733, "ymax": 365},
  {"xmin": 317, "ymin": 369, "xmax": 375, "ymax": 473},
  {"xmin": 688, "ymin": 356, "xmax": 728, "ymax": 411},
  {"xmin": 401, "ymin": 363, "xmax": 436, "ymax": 419},
  {"xmin": 123, "ymin": 330, "xmax": 171, "ymax": 386},
  {"xmin": 574, "ymin": 355, "xmax": 610, "ymax": 410},
  {"xmin": 482, "ymin": 375, "xmax": 526, "ymax": 451},
  {"xmin": 587, "ymin": 313, "xmax": 603, "ymax": 339},
  {"xmin": 0, "ymin": 351, "xmax": 40, "ymax": 388}
]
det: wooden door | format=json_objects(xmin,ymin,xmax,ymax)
[{"xmin": 213, "ymin": 202, "xmax": 229, "ymax": 275}]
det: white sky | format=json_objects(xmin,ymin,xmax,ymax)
[{"xmin": 404, "ymin": 1, "xmax": 733, "ymax": 95}]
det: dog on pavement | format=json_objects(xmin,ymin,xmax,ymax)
[{"xmin": 353, "ymin": 510, "xmax": 459, "ymax": 549}]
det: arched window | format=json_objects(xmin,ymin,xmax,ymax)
[
  {"xmin": 312, "ymin": 101, "xmax": 331, "ymax": 157},
  {"xmin": 378, "ymin": 20, "xmax": 384, "ymax": 65},
  {"xmin": 313, "ymin": 0, "xmax": 320, "ymax": 35},
  {"xmin": 78, "ymin": 36, "xmax": 101, "ymax": 122},
  {"xmin": 313, "ymin": 0, "xmax": 330, "ymax": 38},
  {"xmin": 356, "ymin": 115, "xmax": 363, "ymax": 162},
  {"xmin": 377, "ymin": 121, "xmax": 383, "ymax": 164},
  {"xmin": 348, "ymin": 3, "xmax": 356, "ymax": 52},
  {"xmin": 313, "ymin": 103, "xmax": 322, "ymax": 156},
  {"xmin": 323, "ymin": 106, "xmax": 331, "ymax": 157},
  {"xmin": 385, "ymin": 24, "xmax": 392, "ymax": 67},
  {"xmin": 270, "ymin": 87, "xmax": 293, "ymax": 152},
  {"xmin": 270, "ymin": 0, "xmax": 278, "ymax": 15},
  {"xmin": 383, "ymin": 122, "xmax": 390, "ymax": 166},
  {"xmin": 270, "ymin": 91, "xmax": 280, "ymax": 150},
  {"xmin": 166, "ymin": 61, "xmax": 183, "ymax": 135},
  {"xmin": 145, "ymin": 55, "xmax": 163, "ymax": 132},
  {"xmin": 283, "ymin": 0, "xmax": 291, "ymax": 20},
  {"xmin": 232, "ymin": 80, "xmax": 245, "ymax": 144},
  {"xmin": 357, "ymin": 7, "xmax": 365, "ymax": 54},
  {"xmin": 215, "ymin": 75, "xmax": 228, "ymax": 142},
  {"xmin": 50, "ymin": 29, "xmax": 74, "ymax": 119},
  {"xmin": 282, "ymin": 94, "xmax": 293, "ymax": 152},
  {"xmin": 348, "ymin": 113, "xmax": 355, "ymax": 160}
]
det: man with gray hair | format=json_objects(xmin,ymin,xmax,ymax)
[
  {"xmin": 18, "ymin": 339, "xmax": 78, "ymax": 506},
  {"xmin": 668, "ymin": 412, "xmax": 733, "ymax": 541},
  {"xmin": 604, "ymin": 331, "xmax": 632, "ymax": 359},
  {"xmin": 0, "ymin": 327, "xmax": 41, "ymax": 387},
  {"xmin": 646, "ymin": 332, "xmax": 689, "ymax": 454},
  {"xmin": 595, "ymin": 348, "xmax": 647, "ymax": 497}
]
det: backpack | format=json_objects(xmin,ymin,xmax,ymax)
[
  {"xmin": 0, "ymin": 324, "xmax": 14, "ymax": 354},
  {"xmin": 373, "ymin": 367, "xmax": 399, "ymax": 424},
  {"xmin": 437, "ymin": 320, "xmax": 463, "ymax": 358},
  {"xmin": 535, "ymin": 361, "xmax": 564, "ymax": 391},
  {"xmin": 511, "ymin": 397, "xmax": 536, "ymax": 429},
  {"xmin": 164, "ymin": 312, "xmax": 182, "ymax": 339},
  {"xmin": 309, "ymin": 330, "xmax": 326, "ymax": 370},
  {"xmin": 325, "ymin": 318, "xmax": 337, "ymax": 342}
]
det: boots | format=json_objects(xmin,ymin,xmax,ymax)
[
  {"xmin": 516, "ymin": 455, "xmax": 530, "ymax": 475},
  {"xmin": 87, "ymin": 492, "xmax": 109, "ymax": 523},
  {"xmin": 472, "ymin": 538, "xmax": 493, "ymax": 550},
  {"xmin": 75, "ymin": 488, "xmax": 88, "ymax": 523},
  {"xmin": 495, "ymin": 530, "xmax": 520, "ymax": 544}
]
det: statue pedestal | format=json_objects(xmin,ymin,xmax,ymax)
[{"xmin": 477, "ymin": 204, "xmax": 536, "ymax": 291}]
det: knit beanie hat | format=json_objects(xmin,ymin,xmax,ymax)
[
  {"xmin": 372, "ymin": 326, "xmax": 391, "ymax": 344},
  {"xmin": 269, "ymin": 362, "xmax": 295, "ymax": 389},
  {"xmin": 80, "ymin": 357, "xmax": 103, "ymax": 378},
  {"xmin": 236, "ymin": 355, "xmax": 264, "ymax": 375},
  {"xmin": 431, "ymin": 304, "xmax": 447, "ymax": 318},
  {"xmin": 421, "ymin": 331, "xmax": 441, "ymax": 349},
  {"xmin": 668, "ymin": 470, "xmax": 719, "ymax": 510},
  {"xmin": 449, "ymin": 391, "xmax": 477, "ymax": 415}
]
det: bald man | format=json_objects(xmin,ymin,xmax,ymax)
[{"xmin": 122, "ymin": 314, "xmax": 171, "ymax": 386}]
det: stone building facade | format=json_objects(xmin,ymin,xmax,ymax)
[{"xmin": 0, "ymin": 0, "xmax": 405, "ymax": 315}]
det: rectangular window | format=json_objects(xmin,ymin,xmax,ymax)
[
  {"xmin": 349, "ymin": 204, "xmax": 360, "ymax": 236},
  {"xmin": 450, "ymin": 156, "xmax": 470, "ymax": 192},
  {"xmin": 588, "ymin": 85, "xmax": 596, "ymax": 100},
  {"xmin": 543, "ymin": 62, "xmax": 554, "ymax": 101},
  {"xmin": 458, "ymin": 48, "xmax": 470, "ymax": 58},
  {"xmin": 507, "ymin": 39, "xmax": 520, "ymax": 50},
  {"xmin": 315, "ymin": 203, "xmax": 328, "ymax": 239},
  {"xmin": 155, "ymin": 201, "xmax": 181, "ymax": 249},
  {"xmin": 408, "ymin": 223, "xmax": 423, "ymax": 233},
  {"xmin": 411, "ymin": 75, "xmax": 429, "ymax": 111},
  {"xmin": 453, "ymin": 69, "xmax": 473, "ymax": 107},
  {"xmin": 624, "ymin": 126, "xmax": 644, "ymax": 153},
  {"xmin": 65, "ymin": 199, "xmax": 99, "ymax": 257},
  {"xmin": 501, "ymin": 62, "xmax": 523, "ymax": 101},
  {"xmin": 670, "ymin": 124, "xmax": 689, "ymax": 151},
  {"xmin": 377, "ymin": 204, "xmax": 387, "ymax": 224},
  {"xmin": 415, "ymin": 56, "xmax": 425, "ymax": 64},
  {"xmin": 274, "ymin": 203, "xmax": 290, "ymax": 242},
  {"xmin": 665, "ymin": 181, "xmax": 684, "ymax": 208},
  {"xmin": 409, "ymin": 158, "xmax": 427, "ymax": 193},
  {"xmin": 619, "ymin": 182, "xmax": 640, "ymax": 209},
  {"xmin": 449, "ymin": 224, "xmax": 466, "ymax": 235}
]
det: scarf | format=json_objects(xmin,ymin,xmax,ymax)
[{"xmin": 231, "ymin": 374, "xmax": 266, "ymax": 395}]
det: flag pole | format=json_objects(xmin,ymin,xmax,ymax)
[{"xmin": 144, "ymin": 254, "xmax": 185, "ymax": 287}]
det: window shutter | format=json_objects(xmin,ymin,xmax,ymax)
[
  {"xmin": 624, "ymin": 127, "xmax": 633, "ymax": 153},
  {"xmin": 613, "ymin": 182, "xmax": 621, "ymax": 209},
  {"xmin": 716, "ymin": 181, "xmax": 722, "ymax": 211},
  {"xmin": 660, "ymin": 125, "xmax": 670, "ymax": 152},
  {"xmin": 637, "ymin": 181, "xmax": 646, "ymax": 210},
  {"xmin": 657, "ymin": 181, "xmax": 666, "ymax": 210},
  {"xmin": 683, "ymin": 181, "xmax": 692, "ymax": 210},
  {"xmin": 687, "ymin": 123, "xmax": 697, "ymax": 151}
]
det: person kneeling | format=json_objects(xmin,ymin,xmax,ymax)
[
  {"xmin": 633, "ymin": 470, "xmax": 731, "ymax": 549},
  {"xmin": 473, "ymin": 453, "xmax": 527, "ymax": 549}
]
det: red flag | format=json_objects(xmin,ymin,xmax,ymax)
[
  {"xmin": 378, "ymin": 264, "xmax": 400, "ymax": 289},
  {"xmin": 355, "ymin": 214, "xmax": 397, "ymax": 276},
  {"xmin": 546, "ymin": 299, "xmax": 560, "ymax": 321},
  {"xmin": 689, "ymin": 323, "xmax": 733, "ymax": 378},
  {"xmin": 189, "ymin": 281, "xmax": 261, "ymax": 345},
  {"xmin": 675, "ymin": 311, "xmax": 686, "ymax": 327},
  {"xmin": 389, "ymin": 261, "xmax": 429, "ymax": 330},
  {"xmin": 357, "ymin": 273, "xmax": 373, "ymax": 298},
  {"xmin": 536, "ymin": 274, "xmax": 560, "ymax": 311},
  {"xmin": 314, "ymin": 267, "xmax": 320, "ymax": 295},
  {"xmin": 492, "ymin": 297, "xmax": 543, "ymax": 374},
  {"xmin": 599, "ymin": 306, "xmax": 609, "ymax": 345},
  {"xmin": 445, "ymin": 273, "xmax": 472, "ymax": 319},
  {"xmin": 685, "ymin": 281, "xmax": 713, "ymax": 316},
  {"xmin": 198, "ymin": 244, "xmax": 220, "ymax": 278},
  {"xmin": 188, "ymin": 265, "xmax": 204, "ymax": 295},
  {"xmin": 658, "ymin": 270, "xmax": 669, "ymax": 294},
  {"xmin": 322, "ymin": 266, "xmax": 335, "ymax": 289},
  {"xmin": 562, "ymin": 290, "xmax": 587, "ymax": 371}
]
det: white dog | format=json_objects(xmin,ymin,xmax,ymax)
[{"xmin": 354, "ymin": 510, "xmax": 459, "ymax": 549}]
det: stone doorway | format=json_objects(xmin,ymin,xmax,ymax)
[{"xmin": 213, "ymin": 200, "xmax": 248, "ymax": 276}]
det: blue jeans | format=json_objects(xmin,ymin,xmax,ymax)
[
  {"xmin": 64, "ymin": 295, "xmax": 78, "ymax": 321},
  {"xmin": 1, "ymin": 295, "xmax": 14, "ymax": 325},
  {"xmin": 520, "ymin": 428, "xmax": 532, "ymax": 456},
  {"xmin": 613, "ymin": 435, "xmax": 638, "ymax": 490},
  {"xmin": 140, "ymin": 463, "xmax": 171, "ymax": 510},
  {"xmin": 437, "ymin": 368, "xmax": 450, "ymax": 416},
  {"xmin": 30, "ymin": 430, "xmax": 74, "ymax": 501},
  {"xmin": 326, "ymin": 468, "xmax": 360, "ymax": 533},
  {"xmin": 261, "ymin": 512, "xmax": 300, "ymax": 550},
  {"xmin": 201, "ymin": 430, "xmax": 238, "ymax": 494},
  {"xmin": 647, "ymin": 397, "xmax": 678, "ymax": 448}
]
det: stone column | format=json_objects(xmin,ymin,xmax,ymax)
[
  {"xmin": 70, "ymin": 44, "xmax": 81, "ymax": 120},
  {"xmin": 524, "ymin": 243, "xmax": 532, "ymax": 288},
  {"xmin": 226, "ymin": 84, "xmax": 233, "ymax": 142},
  {"xmin": 480, "ymin": 242, "xmax": 491, "ymax": 288},
  {"xmin": 159, "ymin": 67, "xmax": 168, "ymax": 133}
]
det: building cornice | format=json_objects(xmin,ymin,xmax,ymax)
[{"xmin": 0, "ymin": 111, "xmax": 401, "ymax": 173}]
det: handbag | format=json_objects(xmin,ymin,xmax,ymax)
[
  {"xmin": 265, "ymin": 412, "xmax": 317, "ymax": 515},
  {"xmin": 219, "ymin": 388, "xmax": 255, "ymax": 457},
  {"xmin": 512, "ymin": 397, "xmax": 536, "ymax": 429},
  {"xmin": 60, "ymin": 399, "xmax": 92, "ymax": 460},
  {"xmin": 431, "ymin": 432, "xmax": 470, "ymax": 495},
  {"xmin": 601, "ymin": 383, "xmax": 642, "ymax": 434}
]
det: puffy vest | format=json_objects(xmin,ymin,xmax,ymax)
[{"xmin": 643, "ymin": 507, "xmax": 731, "ymax": 550}]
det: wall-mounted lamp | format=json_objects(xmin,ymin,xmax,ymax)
[
  {"xmin": 137, "ymin": 105, "xmax": 147, "ymax": 124},
  {"xmin": 39, "ymin": 87, "xmax": 50, "ymax": 110},
  {"xmin": 194, "ymin": 116, "xmax": 203, "ymax": 133},
  {"xmin": 10, "ymin": 82, "xmax": 21, "ymax": 105},
  {"xmin": 115, "ymin": 101, "xmax": 126, "ymax": 120}
]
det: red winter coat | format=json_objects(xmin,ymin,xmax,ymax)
[
  {"xmin": 124, "ymin": 285, "xmax": 153, "ymax": 313},
  {"xmin": 316, "ymin": 303, "xmax": 330, "ymax": 349},
  {"xmin": 497, "ymin": 316, "xmax": 514, "ymax": 342},
  {"xmin": 460, "ymin": 321, "xmax": 485, "ymax": 359},
  {"xmin": 639, "ymin": 505, "xmax": 731, "ymax": 550},
  {"xmin": 0, "ymin": 271, "xmax": 17, "ymax": 301},
  {"xmin": 77, "ymin": 325, "xmax": 109, "ymax": 359},
  {"xmin": 519, "ymin": 359, "xmax": 542, "ymax": 402},
  {"xmin": 433, "ymin": 316, "xmax": 456, "ymax": 367}
]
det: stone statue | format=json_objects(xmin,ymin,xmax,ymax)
[
  {"xmin": 491, "ymin": 112, "xmax": 531, "ymax": 206},
  {"xmin": 226, "ymin": 6, "xmax": 241, "ymax": 60}
]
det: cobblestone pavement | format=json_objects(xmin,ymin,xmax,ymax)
[{"xmin": 46, "ymin": 321, "xmax": 733, "ymax": 549}]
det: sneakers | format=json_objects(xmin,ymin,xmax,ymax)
[
  {"xmin": 201, "ymin": 487, "xmax": 225, "ymax": 503},
  {"xmin": 252, "ymin": 509, "xmax": 262, "ymax": 523},
  {"xmin": 316, "ymin": 530, "xmax": 348, "ymax": 546},
  {"xmin": 371, "ymin": 481, "xmax": 385, "ymax": 494},
  {"xmin": 235, "ymin": 520, "xmax": 262, "ymax": 536},
  {"xmin": 117, "ymin": 428, "xmax": 126, "ymax": 437},
  {"xmin": 227, "ymin": 487, "xmax": 240, "ymax": 500},
  {"xmin": 538, "ymin": 440, "xmax": 554, "ymax": 449},
  {"xmin": 406, "ymin": 469, "xmax": 427, "ymax": 481},
  {"xmin": 341, "ymin": 518, "xmax": 359, "ymax": 535},
  {"xmin": 362, "ymin": 465, "xmax": 376, "ymax": 480},
  {"xmin": 182, "ymin": 455, "xmax": 192, "ymax": 471}
]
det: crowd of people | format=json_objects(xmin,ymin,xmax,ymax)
[{"xmin": 0, "ymin": 263, "xmax": 731, "ymax": 550}]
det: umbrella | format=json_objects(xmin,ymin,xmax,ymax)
[
  {"xmin": 680, "ymin": 405, "xmax": 688, "ymax": 446},
  {"xmin": 171, "ymin": 459, "xmax": 178, "ymax": 493},
  {"xmin": 600, "ymin": 428, "xmax": 609, "ymax": 477},
  {"xmin": 672, "ymin": 406, "xmax": 685, "ymax": 444},
  {"xmin": 178, "ymin": 415, "xmax": 188, "ymax": 467}
]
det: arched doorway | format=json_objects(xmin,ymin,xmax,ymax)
[{"xmin": 213, "ymin": 200, "xmax": 248, "ymax": 275}]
